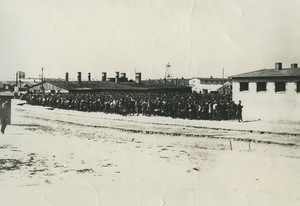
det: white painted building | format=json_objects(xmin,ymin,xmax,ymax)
[
  {"xmin": 189, "ymin": 77, "xmax": 229, "ymax": 93},
  {"xmin": 30, "ymin": 82, "xmax": 69, "ymax": 93},
  {"xmin": 231, "ymin": 63, "xmax": 300, "ymax": 121}
]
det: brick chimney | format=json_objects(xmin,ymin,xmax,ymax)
[
  {"xmin": 65, "ymin": 72, "xmax": 69, "ymax": 82},
  {"xmin": 275, "ymin": 62, "xmax": 282, "ymax": 70},
  {"xmin": 77, "ymin": 72, "xmax": 81, "ymax": 83},
  {"xmin": 115, "ymin": 72, "xmax": 119, "ymax": 84},
  {"xmin": 102, "ymin": 72, "xmax": 107, "ymax": 81}
]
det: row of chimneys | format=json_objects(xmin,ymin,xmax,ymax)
[
  {"xmin": 275, "ymin": 62, "xmax": 298, "ymax": 70},
  {"xmin": 66, "ymin": 72, "xmax": 142, "ymax": 84}
]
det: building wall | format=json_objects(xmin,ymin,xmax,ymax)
[
  {"xmin": 189, "ymin": 78, "xmax": 223, "ymax": 93},
  {"xmin": 30, "ymin": 82, "xmax": 68, "ymax": 93},
  {"xmin": 232, "ymin": 81, "xmax": 300, "ymax": 121}
]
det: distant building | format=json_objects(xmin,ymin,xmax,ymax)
[
  {"xmin": 144, "ymin": 78, "xmax": 190, "ymax": 86},
  {"xmin": 0, "ymin": 81, "xmax": 12, "ymax": 92},
  {"xmin": 30, "ymin": 81, "xmax": 69, "ymax": 93},
  {"xmin": 230, "ymin": 62, "xmax": 300, "ymax": 121},
  {"xmin": 0, "ymin": 80, "xmax": 36, "ymax": 92},
  {"xmin": 217, "ymin": 81, "xmax": 232, "ymax": 94},
  {"xmin": 189, "ymin": 77, "xmax": 229, "ymax": 93},
  {"xmin": 29, "ymin": 72, "xmax": 191, "ymax": 94}
]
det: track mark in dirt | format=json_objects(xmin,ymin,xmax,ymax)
[
  {"xmin": 45, "ymin": 173, "xmax": 55, "ymax": 177},
  {"xmin": 180, "ymin": 150, "xmax": 191, "ymax": 156},
  {"xmin": 102, "ymin": 163, "xmax": 113, "ymax": 167},
  {"xmin": 282, "ymin": 155, "xmax": 300, "ymax": 159},
  {"xmin": 29, "ymin": 168, "xmax": 48, "ymax": 175},
  {"xmin": 76, "ymin": 168, "xmax": 94, "ymax": 173},
  {"xmin": 62, "ymin": 169, "xmax": 73, "ymax": 173},
  {"xmin": 11, "ymin": 149, "xmax": 22, "ymax": 152},
  {"xmin": 115, "ymin": 140, "xmax": 125, "ymax": 144},
  {"xmin": 25, "ymin": 125, "xmax": 53, "ymax": 133},
  {"xmin": 54, "ymin": 162, "xmax": 64, "ymax": 168},
  {"xmin": 45, "ymin": 179, "xmax": 51, "ymax": 184},
  {"xmin": 187, "ymin": 167, "xmax": 200, "ymax": 173},
  {"xmin": 0, "ymin": 145, "xmax": 10, "ymax": 149},
  {"xmin": 194, "ymin": 145, "xmax": 208, "ymax": 150},
  {"xmin": 26, "ymin": 115, "xmax": 299, "ymax": 146},
  {"xmin": 0, "ymin": 159, "xmax": 23, "ymax": 172}
]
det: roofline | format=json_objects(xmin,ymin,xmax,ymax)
[
  {"xmin": 230, "ymin": 75, "xmax": 300, "ymax": 79},
  {"xmin": 230, "ymin": 68, "xmax": 300, "ymax": 79},
  {"xmin": 189, "ymin": 77, "xmax": 230, "ymax": 80}
]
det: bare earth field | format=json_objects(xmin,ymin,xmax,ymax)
[{"xmin": 0, "ymin": 100, "xmax": 300, "ymax": 206}]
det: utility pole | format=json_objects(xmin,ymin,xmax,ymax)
[
  {"xmin": 41, "ymin": 67, "xmax": 45, "ymax": 93},
  {"xmin": 19, "ymin": 71, "xmax": 22, "ymax": 89},
  {"xmin": 222, "ymin": 67, "xmax": 225, "ymax": 84},
  {"xmin": 42, "ymin": 67, "xmax": 44, "ymax": 82},
  {"xmin": 15, "ymin": 72, "xmax": 18, "ymax": 87}
]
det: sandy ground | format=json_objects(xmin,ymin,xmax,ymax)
[{"xmin": 0, "ymin": 100, "xmax": 299, "ymax": 206}]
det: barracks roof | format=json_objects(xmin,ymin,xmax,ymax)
[
  {"xmin": 230, "ymin": 68, "xmax": 300, "ymax": 79},
  {"xmin": 0, "ymin": 80, "xmax": 36, "ymax": 88},
  {"xmin": 30, "ymin": 80, "xmax": 191, "ymax": 92}
]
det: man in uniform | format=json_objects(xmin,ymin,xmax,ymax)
[
  {"xmin": 1, "ymin": 101, "xmax": 9, "ymax": 134},
  {"xmin": 236, "ymin": 100, "xmax": 243, "ymax": 122}
]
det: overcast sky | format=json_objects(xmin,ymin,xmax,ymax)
[{"xmin": 1, "ymin": 0, "xmax": 300, "ymax": 81}]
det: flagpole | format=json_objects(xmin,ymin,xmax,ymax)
[
  {"xmin": 19, "ymin": 71, "xmax": 21, "ymax": 89},
  {"xmin": 16, "ymin": 72, "xmax": 18, "ymax": 88}
]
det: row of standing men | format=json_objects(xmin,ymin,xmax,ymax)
[{"xmin": 23, "ymin": 92, "xmax": 241, "ymax": 121}]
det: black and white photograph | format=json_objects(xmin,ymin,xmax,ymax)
[{"xmin": 0, "ymin": 0, "xmax": 300, "ymax": 205}]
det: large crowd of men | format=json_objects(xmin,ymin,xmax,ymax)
[{"xmin": 22, "ymin": 92, "xmax": 239, "ymax": 121}]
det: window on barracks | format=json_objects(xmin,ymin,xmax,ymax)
[
  {"xmin": 257, "ymin": 82, "xmax": 267, "ymax": 92},
  {"xmin": 297, "ymin": 82, "xmax": 300, "ymax": 93},
  {"xmin": 239, "ymin": 82, "xmax": 249, "ymax": 91},
  {"xmin": 275, "ymin": 82, "xmax": 286, "ymax": 92}
]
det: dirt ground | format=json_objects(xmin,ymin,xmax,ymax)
[{"xmin": 0, "ymin": 100, "xmax": 299, "ymax": 206}]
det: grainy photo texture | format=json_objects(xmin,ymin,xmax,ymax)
[{"xmin": 0, "ymin": 0, "xmax": 300, "ymax": 206}]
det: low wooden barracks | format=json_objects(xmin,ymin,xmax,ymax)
[{"xmin": 29, "ymin": 71, "xmax": 192, "ymax": 93}]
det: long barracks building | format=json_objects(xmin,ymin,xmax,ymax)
[{"xmin": 29, "ymin": 72, "xmax": 192, "ymax": 94}]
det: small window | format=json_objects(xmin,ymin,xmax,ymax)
[
  {"xmin": 297, "ymin": 82, "xmax": 300, "ymax": 93},
  {"xmin": 240, "ymin": 82, "xmax": 249, "ymax": 91},
  {"xmin": 275, "ymin": 82, "xmax": 286, "ymax": 92},
  {"xmin": 257, "ymin": 82, "xmax": 267, "ymax": 92}
]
